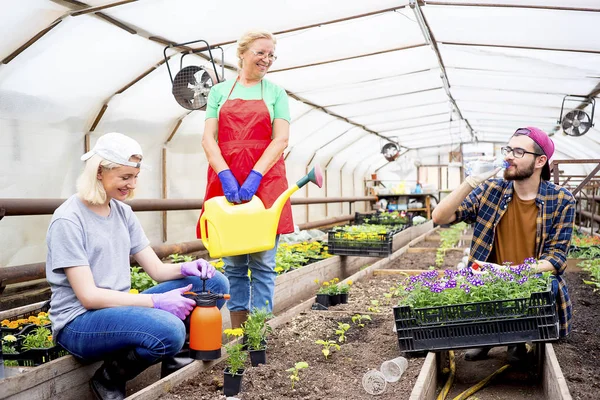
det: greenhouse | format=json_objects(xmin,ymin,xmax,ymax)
[{"xmin": 1, "ymin": 1, "xmax": 599, "ymax": 399}]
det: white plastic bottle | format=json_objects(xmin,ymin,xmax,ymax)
[{"xmin": 465, "ymin": 157, "xmax": 509, "ymax": 176}]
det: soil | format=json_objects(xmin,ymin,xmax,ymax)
[
  {"xmin": 552, "ymin": 268, "xmax": 600, "ymax": 400},
  {"xmin": 160, "ymin": 275, "xmax": 424, "ymax": 400},
  {"xmin": 387, "ymin": 248, "xmax": 466, "ymax": 270}
]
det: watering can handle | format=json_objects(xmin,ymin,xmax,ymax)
[{"xmin": 199, "ymin": 213, "xmax": 210, "ymax": 249}]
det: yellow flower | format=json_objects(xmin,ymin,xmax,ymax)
[
  {"xmin": 224, "ymin": 328, "xmax": 244, "ymax": 337},
  {"xmin": 348, "ymin": 280, "xmax": 353, "ymax": 286},
  {"xmin": 7, "ymin": 321, "xmax": 18, "ymax": 329},
  {"xmin": 37, "ymin": 312, "xmax": 48, "ymax": 317},
  {"xmin": 48, "ymin": 335, "xmax": 53, "ymax": 342},
  {"xmin": 314, "ymin": 279, "xmax": 320, "ymax": 284},
  {"xmin": 274, "ymin": 266, "xmax": 284, "ymax": 274},
  {"xmin": 129, "ymin": 288, "xmax": 139, "ymax": 294},
  {"xmin": 3, "ymin": 335, "xmax": 17, "ymax": 342},
  {"xmin": 322, "ymin": 282, "xmax": 330, "ymax": 286},
  {"xmin": 1, "ymin": 319, "xmax": 9, "ymax": 326}
]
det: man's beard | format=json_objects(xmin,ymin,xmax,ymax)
[{"xmin": 503, "ymin": 159, "xmax": 535, "ymax": 181}]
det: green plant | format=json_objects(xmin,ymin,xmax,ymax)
[
  {"xmin": 167, "ymin": 253, "xmax": 193, "ymax": 263},
  {"xmin": 130, "ymin": 266, "xmax": 158, "ymax": 292},
  {"xmin": 223, "ymin": 328, "xmax": 247, "ymax": 375},
  {"xmin": 351, "ymin": 314, "xmax": 372, "ymax": 328},
  {"xmin": 383, "ymin": 292, "xmax": 393, "ymax": 305},
  {"xmin": 315, "ymin": 339, "xmax": 340, "ymax": 359},
  {"xmin": 243, "ymin": 307, "xmax": 273, "ymax": 350},
  {"xmin": 367, "ymin": 299, "xmax": 381, "ymax": 313},
  {"xmin": 286, "ymin": 361, "xmax": 309, "ymax": 389},
  {"xmin": 335, "ymin": 322, "xmax": 350, "ymax": 343},
  {"xmin": 396, "ymin": 259, "xmax": 550, "ymax": 308},
  {"xmin": 339, "ymin": 280, "xmax": 353, "ymax": 294},
  {"xmin": 580, "ymin": 259, "xmax": 600, "ymax": 292},
  {"xmin": 2, "ymin": 334, "xmax": 18, "ymax": 362},
  {"xmin": 21, "ymin": 327, "xmax": 53, "ymax": 350}
]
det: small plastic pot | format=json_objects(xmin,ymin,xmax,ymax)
[
  {"xmin": 340, "ymin": 293, "xmax": 348, "ymax": 304},
  {"xmin": 315, "ymin": 293, "xmax": 330, "ymax": 308},
  {"xmin": 249, "ymin": 348, "xmax": 267, "ymax": 366},
  {"xmin": 329, "ymin": 294, "xmax": 341, "ymax": 306},
  {"xmin": 223, "ymin": 367, "xmax": 245, "ymax": 396}
]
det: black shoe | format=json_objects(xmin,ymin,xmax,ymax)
[
  {"xmin": 90, "ymin": 350, "xmax": 153, "ymax": 400},
  {"xmin": 464, "ymin": 347, "xmax": 492, "ymax": 361},
  {"xmin": 507, "ymin": 343, "xmax": 528, "ymax": 364},
  {"xmin": 160, "ymin": 355, "xmax": 195, "ymax": 378}
]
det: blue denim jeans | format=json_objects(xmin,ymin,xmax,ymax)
[
  {"xmin": 56, "ymin": 273, "xmax": 229, "ymax": 363},
  {"xmin": 223, "ymin": 236, "xmax": 279, "ymax": 313}
]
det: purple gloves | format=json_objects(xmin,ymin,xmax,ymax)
[
  {"xmin": 181, "ymin": 259, "xmax": 216, "ymax": 279},
  {"xmin": 151, "ymin": 284, "xmax": 195, "ymax": 320},
  {"xmin": 239, "ymin": 170, "xmax": 263, "ymax": 202},
  {"xmin": 218, "ymin": 169, "xmax": 241, "ymax": 204}
]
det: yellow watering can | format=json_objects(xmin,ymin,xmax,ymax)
[{"xmin": 200, "ymin": 165, "xmax": 324, "ymax": 258}]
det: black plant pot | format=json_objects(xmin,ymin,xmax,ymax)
[
  {"xmin": 329, "ymin": 294, "xmax": 341, "ymax": 306},
  {"xmin": 340, "ymin": 293, "xmax": 348, "ymax": 304},
  {"xmin": 223, "ymin": 368, "xmax": 245, "ymax": 396},
  {"xmin": 249, "ymin": 348, "xmax": 267, "ymax": 366},
  {"xmin": 315, "ymin": 293, "xmax": 330, "ymax": 307}
]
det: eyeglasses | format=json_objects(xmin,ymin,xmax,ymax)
[
  {"xmin": 501, "ymin": 146, "xmax": 544, "ymax": 158},
  {"xmin": 249, "ymin": 49, "xmax": 277, "ymax": 61}
]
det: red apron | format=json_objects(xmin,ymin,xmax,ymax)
[{"xmin": 196, "ymin": 78, "xmax": 294, "ymax": 238}]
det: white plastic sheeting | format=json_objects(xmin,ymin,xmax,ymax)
[{"xmin": 2, "ymin": 1, "xmax": 600, "ymax": 266}]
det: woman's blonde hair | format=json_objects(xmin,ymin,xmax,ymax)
[
  {"xmin": 237, "ymin": 30, "xmax": 277, "ymax": 69},
  {"xmin": 76, "ymin": 154, "xmax": 140, "ymax": 205}
]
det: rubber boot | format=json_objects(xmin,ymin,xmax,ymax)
[
  {"xmin": 160, "ymin": 353, "xmax": 195, "ymax": 378},
  {"xmin": 90, "ymin": 349, "xmax": 153, "ymax": 400},
  {"xmin": 464, "ymin": 346, "xmax": 492, "ymax": 361},
  {"xmin": 229, "ymin": 310, "xmax": 249, "ymax": 329}
]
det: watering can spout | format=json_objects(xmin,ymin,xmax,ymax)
[{"xmin": 200, "ymin": 165, "xmax": 324, "ymax": 258}]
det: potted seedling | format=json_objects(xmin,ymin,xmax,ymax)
[
  {"xmin": 338, "ymin": 280, "xmax": 353, "ymax": 304},
  {"xmin": 327, "ymin": 278, "xmax": 341, "ymax": 306},
  {"xmin": 314, "ymin": 280, "xmax": 330, "ymax": 308},
  {"xmin": 243, "ymin": 307, "xmax": 272, "ymax": 367},
  {"xmin": 222, "ymin": 328, "xmax": 247, "ymax": 396}
]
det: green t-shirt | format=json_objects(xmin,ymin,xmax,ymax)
[{"xmin": 205, "ymin": 78, "xmax": 290, "ymax": 122}]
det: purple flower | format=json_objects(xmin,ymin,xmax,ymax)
[{"xmin": 518, "ymin": 276, "xmax": 528, "ymax": 285}]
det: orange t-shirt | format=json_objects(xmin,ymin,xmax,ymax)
[{"xmin": 488, "ymin": 192, "xmax": 538, "ymax": 265}]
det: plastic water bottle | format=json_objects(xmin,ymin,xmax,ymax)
[{"xmin": 465, "ymin": 157, "xmax": 509, "ymax": 176}]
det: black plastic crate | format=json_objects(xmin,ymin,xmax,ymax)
[
  {"xmin": 354, "ymin": 212, "xmax": 412, "ymax": 227},
  {"xmin": 327, "ymin": 229, "xmax": 398, "ymax": 257},
  {"xmin": 4, "ymin": 346, "xmax": 69, "ymax": 367},
  {"xmin": 393, "ymin": 284, "xmax": 559, "ymax": 352}
]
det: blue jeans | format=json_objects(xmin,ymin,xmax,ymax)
[
  {"xmin": 57, "ymin": 273, "xmax": 229, "ymax": 363},
  {"xmin": 224, "ymin": 236, "xmax": 279, "ymax": 313}
]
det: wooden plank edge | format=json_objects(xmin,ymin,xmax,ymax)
[
  {"xmin": 373, "ymin": 269, "xmax": 436, "ymax": 276},
  {"xmin": 544, "ymin": 343, "xmax": 572, "ymax": 400},
  {"xmin": 409, "ymin": 351, "xmax": 438, "ymax": 400},
  {"xmin": 0, "ymin": 300, "xmax": 47, "ymax": 320}
]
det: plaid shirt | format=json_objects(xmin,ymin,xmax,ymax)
[{"xmin": 456, "ymin": 178, "xmax": 575, "ymax": 337}]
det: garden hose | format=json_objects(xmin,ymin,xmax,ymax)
[
  {"xmin": 451, "ymin": 364, "xmax": 511, "ymax": 400},
  {"xmin": 436, "ymin": 351, "xmax": 456, "ymax": 400}
]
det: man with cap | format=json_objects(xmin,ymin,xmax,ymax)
[{"xmin": 432, "ymin": 127, "xmax": 574, "ymax": 362}]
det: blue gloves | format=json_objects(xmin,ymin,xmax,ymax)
[
  {"xmin": 239, "ymin": 170, "xmax": 263, "ymax": 201},
  {"xmin": 218, "ymin": 169, "xmax": 241, "ymax": 203}
]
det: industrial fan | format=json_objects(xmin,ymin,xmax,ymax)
[
  {"xmin": 381, "ymin": 142, "xmax": 400, "ymax": 162},
  {"xmin": 163, "ymin": 39, "xmax": 224, "ymax": 110},
  {"xmin": 558, "ymin": 95, "xmax": 595, "ymax": 137}
]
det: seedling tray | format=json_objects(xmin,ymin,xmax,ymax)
[
  {"xmin": 327, "ymin": 229, "xmax": 398, "ymax": 257},
  {"xmin": 354, "ymin": 212, "xmax": 412, "ymax": 228},
  {"xmin": 4, "ymin": 345, "xmax": 69, "ymax": 367},
  {"xmin": 1, "ymin": 302, "xmax": 50, "ymax": 336},
  {"xmin": 393, "ymin": 283, "xmax": 559, "ymax": 352}
]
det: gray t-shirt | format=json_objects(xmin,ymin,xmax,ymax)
[{"xmin": 46, "ymin": 195, "xmax": 149, "ymax": 337}]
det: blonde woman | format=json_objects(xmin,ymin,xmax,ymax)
[
  {"xmin": 46, "ymin": 132, "xmax": 229, "ymax": 400},
  {"xmin": 197, "ymin": 30, "xmax": 291, "ymax": 328}
]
